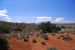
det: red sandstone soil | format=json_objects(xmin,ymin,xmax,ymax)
[{"xmin": 8, "ymin": 34, "xmax": 75, "ymax": 50}]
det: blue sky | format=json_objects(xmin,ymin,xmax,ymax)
[{"xmin": 0, "ymin": 0, "xmax": 75, "ymax": 23}]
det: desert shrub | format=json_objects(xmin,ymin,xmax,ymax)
[
  {"xmin": 23, "ymin": 38, "xmax": 29, "ymax": 42},
  {"xmin": 36, "ymin": 34, "xmax": 40, "ymax": 37},
  {"xmin": 63, "ymin": 36, "xmax": 72, "ymax": 41},
  {"xmin": 0, "ymin": 37, "xmax": 9, "ymax": 50},
  {"xmin": 32, "ymin": 39, "xmax": 37, "ymax": 43},
  {"xmin": 27, "ymin": 35, "xmax": 30, "ymax": 38},
  {"xmin": 0, "ymin": 23, "xmax": 11, "ymax": 33},
  {"xmin": 38, "ymin": 21, "xmax": 52, "ymax": 33},
  {"xmin": 23, "ymin": 34, "xmax": 29, "ymax": 42},
  {"xmin": 59, "ymin": 31, "xmax": 64, "ymax": 34},
  {"xmin": 60, "ymin": 35, "xmax": 64, "ymax": 37},
  {"xmin": 37, "ymin": 21, "xmax": 61, "ymax": 33},
  {"xmin": 41, "ymin": 41, "xmax": 46, "ymax": 45},
  {"xmin": 14, "ymin": 28, "xmax": 22, "ymax": 32},
  {"xmin": 57, "ymin": 37, "xmax": 60, "ymax": 39},
  {"xmin": 40, "ymin": 31, "xmax": 46, "ymax": 36},
  {"xmin": 51, "ymin": 33, "xmax": 56, "ymax": 36},
  {"xmin": 42, "ymin": 34, "xmax": 49, "ymax": 40},
  {"xmin": 47, "ymin": 47, "xmax": 58, "ymax": 50},
  {"xmin": 55, "ymin": 27, "xmax": 61, "ymax": 32}
]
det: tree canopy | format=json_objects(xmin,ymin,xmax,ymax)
[{"xmin": 37, "ymin": 21, "xmax": 61, "ymax": 33}]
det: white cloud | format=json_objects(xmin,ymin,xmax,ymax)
[
  {"xmin": 53, "ymin": 17, "xmax": 73, "ymax": 23},
  {"xmin": 31, "ymin": 16, "xmax": 73, "ymax": 23},
  {"xmin": 55, "ymin": 17, "xmax": 64, "ymax": 22},
  {"xmin": 35, "ymin": 16, "xmax": 52, "ymax": 23},
  {"xmin": 0, "ymin": 9, "xmax": 73, "ymax": 23},
  {"xmin": 0, "ymin": 9, "xmax": 12, "ymax": 22},
  {"xmin": 0, "ymin": 9, "xmax": 8, "ymax": 16}
]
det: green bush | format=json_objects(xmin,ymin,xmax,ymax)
[
  {"xmin": 37, "ymin": 21, "xmax": 61, "ymax": 33},
  {"xmin": 0, "ymin": 37, "xmax": 9, "ymax": 50},
  {"xmin": 38, "ymin": 21, "xmax": 52, "ymax": 33},
  {"xmin": 0, "ymin": 23, "xmax": 11, "ymax": 33}
]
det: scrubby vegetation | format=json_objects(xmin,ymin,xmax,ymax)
[
  {"xmin": 0, "ymin": 21, "xmax": 75, "ymax": 50},
  {"xmin": 41, "ymin": 41, "xmax": 46, "ymax": 45},
  {"xmin": 0, "ymin": 22, "xmax": 11, "ymax": 33},
  {"xmin": 0, "ymin": 37, "xmax": 9, "ymax": 50},
  {"xmin": 23, "ymin": 38, "xmax": 29, "ymax": 42},
  {"xmin": 23, "ymin": 34, "xmax": 29, "ymax": 42},
  {"xmin": 42, "ymin": 34, "xmax": 49, "ymax": 40},
  {"xmin": 63, "ymin": 36, "xmax": 72, "ymax": 41},
  {"xmin": 32, "ymin": 39, "xmax": 37, "ymax": 43},
  {"xmin": 37, "ymin": 21, "xmax": 61, "ymax": 33}
]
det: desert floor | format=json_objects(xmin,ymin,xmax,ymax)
[{"xmin": 8, "ymin": 33, "xmax": 75, "ymax": 50}]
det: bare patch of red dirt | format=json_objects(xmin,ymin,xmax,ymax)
[
  {"xmin": 8, "ymin": 34, "xmax": 75, "ymax": 50},
  {"xmin": 8, "ymin": 37, "xmax": 32, "ymax": 50}
]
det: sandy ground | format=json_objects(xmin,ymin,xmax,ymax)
[{"xmin": 8, "ymin": 33, "xmax": 75, "ymax": 50}]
